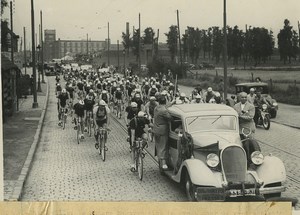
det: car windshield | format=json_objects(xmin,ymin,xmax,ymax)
[{"xmin": 186, "ymin": 115, "xmax": 237, "ymax": 133}]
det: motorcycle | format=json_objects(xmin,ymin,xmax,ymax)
[{"xmin": 255, "ymin": 104, "xmax": 271, "ymax": 130}]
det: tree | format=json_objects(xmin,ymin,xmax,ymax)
[
  {"xmin": 247, "ymin": 27, "xmax": 274, "ymax": 65},
  {"xmin": 227, "ymin": 25, "xmax": 243, "ymax": 65},
  {"xmin": 131, "ymin": 29, "xmax": 142, "ymax": 62},
  {"xmin": 143, "ymin": 27, "xmax": 155, "ymax": 62},
  {"xmin": 165, "ymin": 25, "xmax": 178, "ymax": 62},
  {"xmin": 211, "ymin": 27, "xmax": 223, "ymax": 64},
  {"xmin": 1, "ymin": 0, "xmax": 8, "ymax": 16},
  {"xmin": 121, "ymin": 32, "xmax": 131, "ymax": 55},
  {"xmin": 278, "ymin": 19, "xmax": 294, "ymax": 64},
  {"xmin": 143, "ymin": 27, "xmax": 155, "ymax": 44}
]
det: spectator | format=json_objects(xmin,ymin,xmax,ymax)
[{"xmin": 153, "ymin": 96, "xmax": 173, "ymax": 170}]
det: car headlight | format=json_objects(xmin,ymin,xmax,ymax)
[
  {"xmin": 251, "ymin": 151, "xmax": 264, "ymax": 165},
  {"xmin": 262, "ymin": 104, "xmax": 268, "ymax": 110},
  {"xmin": 273, "ymin": 102, "xmax": 278, "ymax": 106},
  {"xmin": 206, "ymin": 153, "xmax": 220, "ymax": 168}
]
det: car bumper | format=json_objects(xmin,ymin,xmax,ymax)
[{"xmin": 195, "ymin": 185, "xmax": 285, "ymax": 201}]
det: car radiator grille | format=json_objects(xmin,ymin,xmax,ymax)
[{"xmin": 221, "ymin": 146, "xmax": 247, "ymax": 183}]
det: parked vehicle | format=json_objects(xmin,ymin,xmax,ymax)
[
  {"xmin": 235, "ymin": 82, "xmax": 278, "ymax": 118},
  {"xmin": 162, "ymin": 103, "xmax": 286, "ymax": 201}
]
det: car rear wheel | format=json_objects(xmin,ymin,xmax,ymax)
[{"xmin": 185, "ymin": 173, "xmax": 197, "ymax": 201}]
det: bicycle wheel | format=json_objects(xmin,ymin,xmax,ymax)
[
  {"xmin": 62, "ymin": 114, "xmax": 66, "ymax": 130},
  {"xmin": 77, "ymin": 124, "xmax": 80, "ymax": 144},
  {"xmin": 88, "ymin": 119, "xmax": 92, "ymax": 137},
  {"xmin": 101, "ymin": 136, "xmax": 106, "ymax": 161},
  {"xmin": 137, "ymin": 150, "xmax": 143, "ymax": 181},
  {"xmin": 97, "ymin": 134, "xmax": 101, "ymax": 155}
]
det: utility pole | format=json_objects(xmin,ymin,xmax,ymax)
[
  {"xmin": 40, "ymin": 10, "xmax": 45, "ymax": 83},
  {"xmin": 107, "ymin": 22, "xmax": 110, "ymax": 66},
  {"xmin": 10, "ymin": 1, "xmax": 14, "ymax": 63},
  {"xmin": 298, "ymin": 21, "xmax": 300, "ymax": 62},
  {"xmin": 223, "ymin": 0, "xmax": 228, "ymax": 100},
  {"xmin": 117, "ymin": 40, "xmax": 120, "ymax": 71},
  {"xmin": 31, "ymin": 0, "xmax": 38, "ymax": 108},
  {"xmin": 156, "ymin": 29, "xmax": 159, "ymax": 56},
  {"xmin": 86, "ymin": 33, "xmax": 89, "ymax": 55},
  {"xmin": 138, "ymin": 13, "xmax": 141, "ymax": 73},
  {"xmin": 177, "ymin": 10, "xmax": 183, "ymax": 77},
  {"xmin": 37, "ymin": 24, "xmax": 42, "ymax": 92},
  {"xmin": 24, "ymin": 27, "xmax": 27, "ymax": 75}
]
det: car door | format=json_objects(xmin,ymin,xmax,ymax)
[{"xmin": 169, "ymin": 115, "xmax": 183, "ymax": 170}]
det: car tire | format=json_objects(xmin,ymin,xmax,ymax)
[{"xmin": 185, "ymin": 173, "xmax": 197, "ymax": 201}]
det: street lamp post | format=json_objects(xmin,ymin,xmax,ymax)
[
  {"xmin": 123, "ymin": 49, "xmax": 126, "ymax": 76},
  {"xmin": 37, "ymin": 45, "xmax": 42, "ymax": 92},
  {"xmin": 31, "ymin": 0, "xmax": 38, "ymax": 108}
]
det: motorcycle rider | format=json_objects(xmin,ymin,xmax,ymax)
[
  {"xmin": 253, "ymin": 89, "xmax": 268, "ymax": 126},
  {"xmin": 247, "ymin": 88, "xmax": 256, "ymax": 104}
]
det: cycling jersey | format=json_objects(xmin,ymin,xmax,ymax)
[
  {"xmin": 129, "ymin": 116, "xmax": 150, "ymax": 138},
  {"xmin": 73, "ymin": 102, "xmax": 85, "ymax": 117},
  {"xmin": 58, "ymin": 93, "xmax": 69, "ymax": 107},
  {"xmin": 115, "ymin": 91, "xmax": 123, "ymax": 100},
  {"xmin": 84, "ymin": 98, "xmax": 95, "ymax": 111}
]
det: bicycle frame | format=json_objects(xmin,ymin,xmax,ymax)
[{"xmin": 96, "ymin": 127, "xmax": 108, "ymax": 161}]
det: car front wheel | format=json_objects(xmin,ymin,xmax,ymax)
[{"xmin": 185, "ymin": 173, "xmax": 197, "ymax": 201}]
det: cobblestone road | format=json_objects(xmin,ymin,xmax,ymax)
[
  {"xmin": 21, "ymin": 77, "xmax": 300, "ymax": 207},
  {"xmin": 21, "ymin": 77, "xmax": 186, "ymax": 201}
]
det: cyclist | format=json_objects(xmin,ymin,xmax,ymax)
[
  {"xmin": 100, "ymin": 90, "xmax": 110, "ymax": 105},
  {"xmin": 191, "ymin": 94, "xmax": 203, "ymax": 104},
  {"xmin": 66, "ymin": 83, "xmax": 75, "ymax": 107},
  {"xmin": 57, "ymin": 89, "xmax": 69, "ymax": 126},
  {"xmin": 129, "ymin": 111, "xmax": 150, "ymax": 171},
  {"xmin": 55, "ymin": 74, "xmax": 60, "ymax": 84},
  {"xmin": 93, "ymin": 100, "xmax": 111, "ymax": 148},
  {"xmin": 114, "ymin": 87, "xmax": 123, "ymax": 118},
  {"xmin": 177, "ymin": 92, "xmax": 190, "ymax": 104},
  {"xmin": 131, "ymin": 92, "xmax": 144, "ymax": 111},
  {"xmin": 73, "ymin": 96, "xmax": 86, "ymax": 139},
  {"xmin": 125, "ymin": 102, "xmax": 139, "ymax": 151},
  {"xmin": 84, "ymin": 89, "xmax": 96, "ymax": 132}
]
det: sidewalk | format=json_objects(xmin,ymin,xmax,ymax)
[{"xmin": 3, "ymin": 78, "xmax": 49, "ymax": 201}]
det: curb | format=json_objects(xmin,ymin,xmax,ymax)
[
  {"xmin": 9, "ymin": 78, "xmax": 50, "ymax": 201},
  {"xmin": 271, "ymin": 120, "xmax": 300, "ymax": 130}
]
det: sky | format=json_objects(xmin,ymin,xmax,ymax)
[{"xmin": 2, "ymin": 0, "xmax": 300, "ymax": 47}]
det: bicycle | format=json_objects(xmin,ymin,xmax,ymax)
[
  {"xmin": 131, "ymin": 137, "xmax": 147, "ymax": 181},
  {"xmin": 95, "ymin": 127, "xmax": 110, "ymax": 161},
  {"xmin": 59, "ymin": 107, "xmax": 68, "ymax": 129},
  {"xmin": 76, "ymin": 116, "xmax": 84, "ymax": 144},
  {"xmin": 116, "ymin": 99, "xmax": 123, "ymax": 119},
  {"xmin": 68, "ymin": 98, "xmax": 74, "ymax": 118},
  {"xmin": 86, "ymin": 110, "xmax": 94, "ymax": 137}
]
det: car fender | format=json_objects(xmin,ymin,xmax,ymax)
[
  {"xmin": 177, "ymin": 159, "xmax": 221, "ymax": 187},
  {"xmin": 255, "ymin": 155, "xmax": 286, "ymax": 185}
]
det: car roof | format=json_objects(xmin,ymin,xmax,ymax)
[
  {"xmin": 167, "ymin": 104, "xmax": 238, "ymax": 118},
  {"xmin": 235, "ymin": 82, "xmax": 268, "ymax": 87}
]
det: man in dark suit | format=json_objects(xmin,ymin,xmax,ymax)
[{"xmin": 233, "ymin": 92, "xmax": 256, "ymax": 137}]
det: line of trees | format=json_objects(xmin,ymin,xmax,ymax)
[
  {"xmin": 121, "ymin": 19, "xmax": 299, "ymax": 67},
  {"xmin": 166, "ymin": 19, "xmax": 299, "ymax": 66},
  {"xmin": 121, "ymin": 27, "xmax": 158, "ymax": 62}
]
